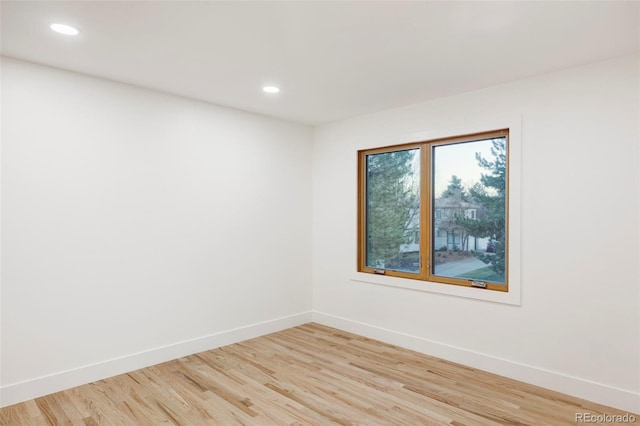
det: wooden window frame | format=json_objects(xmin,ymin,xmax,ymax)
[{"xmin": 357, "ymin": 129, "xmax": 509, "ymax": 292}]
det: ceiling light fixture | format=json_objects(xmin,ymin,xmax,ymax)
[
  {"xmin": 262, "ymin": 86, "xmax": 280, "ymax": 94},
  {"xmin": 50, "ymin": 23, "xmax": 79, "ymax": 36}
]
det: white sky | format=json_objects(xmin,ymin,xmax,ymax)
[
  {"xmin": 407, "ymin": 138, "xmax": 499, "ymax": 197},
  {"xmin": 433, "ymin": 139, "xmax": 496, "ymax": 197}
]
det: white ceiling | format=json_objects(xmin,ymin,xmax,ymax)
[{"xmin": 2, "ymin": 1, "xmax": 638, "ymax": 125}]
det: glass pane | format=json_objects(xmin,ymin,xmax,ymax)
[
  {"xmin": 366, "ymin": 148, "xmax": 420, "ymax": 273},
  {"xmin": 432, "ymin": 137, "xmax": 507, "ymax": 284}
]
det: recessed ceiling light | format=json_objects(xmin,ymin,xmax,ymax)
[
  {"xmin": 262, "ymin": 86, "xmax": 280, "ymax": 94},
  {"xmin": 50, "ymin": 23, "xmax": 79, "ymax": 36}
]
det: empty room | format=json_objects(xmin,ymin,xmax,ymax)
[{"xmin": 1, "ymin": 1, "xmax": 639, "ymax": 424}]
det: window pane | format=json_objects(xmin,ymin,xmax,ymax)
[
  {"xmin": 432, "ymin": 137, "xmax": 507, "ymax": 284},
  {"xmin": 366, "ymin": 148, "xmax": 420, "ymax": 273}
]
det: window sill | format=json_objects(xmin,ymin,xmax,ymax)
[{"xmin": 351, "ymin": 272, "xmax": 521, "ymax": 306}]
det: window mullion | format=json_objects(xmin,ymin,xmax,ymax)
[{"xmin": 421, "ymin": 143, "xmax": 431, "ymax": 280}]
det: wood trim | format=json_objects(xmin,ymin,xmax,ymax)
[
  {"xmin": 425, "ymin": 275, "xmax": 508, "ymax": 292},
  {"xmin": 421, "ymin": 128, "xmax": 509, "ymax": 147},
  {"xmin": 422, "ymin": 143, "xmax": 431, "ymax": 280},
  {"xmin": 504, "ymin": 131, "xmax": 511, "ymax": 291},
  {"xmin": 357, "ymin": 150, "xmax": 365, "ymax": 273}
]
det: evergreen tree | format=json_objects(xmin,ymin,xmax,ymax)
[
  {"xmin": 457, "ymin": 138, "xmax": 507, "ymax": 280},
  {"xmin": 366, "ymin": 149, "xmax": 419, "ymax": 267},
  {"xmin": 440, "ymin": 175, "xmax": 467, "ymax": 200}
]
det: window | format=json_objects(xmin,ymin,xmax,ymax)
[
  {"xmin": 358, "ymin": 129, "xmax": 509, "ymax": 292},
  {"xmin": 446, "ymin": 231, "xmax": 461, "ymax": 246}
]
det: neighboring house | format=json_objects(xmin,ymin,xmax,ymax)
[
  {"xmin": 400, "ymin": 197, "xmax": 490, "ymax": 253},
  {"xmin": 399, "ymin": 205, "xmax": 420, "ymax": 254},
  {"xmin": 433, "ymin": 196, "xmax": 490, "ymax": 252}
]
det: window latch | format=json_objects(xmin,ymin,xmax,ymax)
[
  {"xmin": 373, "ymin": 269, "xmax": 386, "ymax": 275},
  {"xmin": 471, "ymin": 280, "xmax": 487, "ymax": 288}
]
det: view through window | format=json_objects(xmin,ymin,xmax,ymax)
[{"xmin": 358, "ymin": 130, "xmax": 508, "ymax": 291}]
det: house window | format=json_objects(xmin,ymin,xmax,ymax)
[
  {"xmin": 447, "ymin": 231, "xmax": 461, "ymax": 245},
  {"xmin": 358, "ymin": 129, "xmax": 509, "ymax": 291}
]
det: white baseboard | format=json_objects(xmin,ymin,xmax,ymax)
[
  {"xmin": 0, "ymin": 311, "xmax": 312, "ymax": 408},
  {"xmin": 312, "ymin": 311, "xmax": 640, "ymax": 414},
  {"xmin": 4, "ymin": 310, "xmax": 638, "ymax": 414}
]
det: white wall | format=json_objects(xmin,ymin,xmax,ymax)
[
  {"xmin": 2, "ymin": 53, "xmax": 638, "ymax": 413},
  {"xmin": 312, "ymin": 54, "xmax": 640, "ymax": 412},
  {"xmin": 0, "ymin": 57, "xmax": 313, "ymax": 405}
]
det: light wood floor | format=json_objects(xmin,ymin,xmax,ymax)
[{"xmin": 0, "ymin": 323, "xmax": 636, "ymax": 425}]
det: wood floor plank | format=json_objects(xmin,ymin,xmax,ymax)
[{"xmin": 1, "ymin": 323, "xmax": 636, "ymax": 425}]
